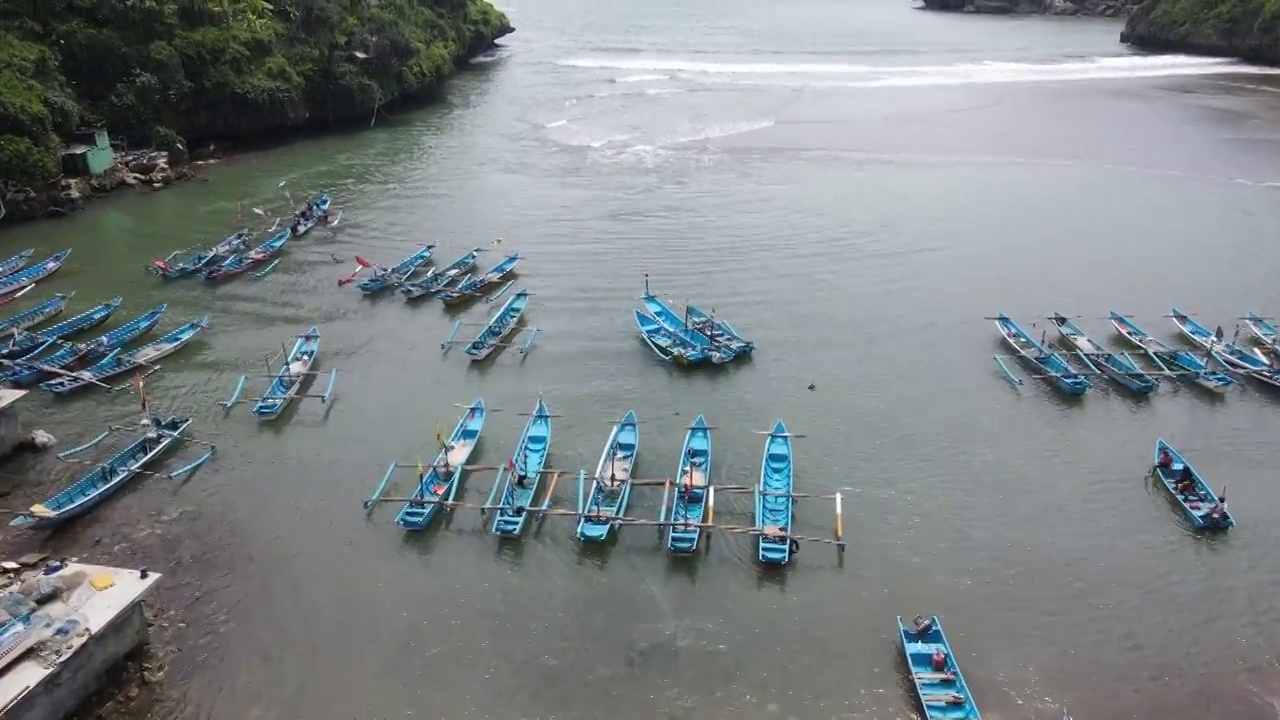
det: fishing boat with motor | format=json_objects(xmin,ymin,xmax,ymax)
[
  {"xmin": 487, "ymin": 396, "xmax": 554, "ymax": 537},
  {"xmin": 577, "ymin": 410, "xmax": 639, "ymax": 542},
  {"xmin": 0, "ymin": 250, "xmax": 70, "ymax": 298},
  {"xmin": 1168, "ymin": 307, "xmax": 1272, "ymax": 373},
  {"xmin": 440, "ymin": 289, "xmax": 538, "ymax": 361},
  {"xmin": 897, "ymin": 615, "xmax": 983, "ymax": 720},
  {"xmin": 757, "ymin": 419, "xmax": 797, "ymax": 565},
  {"xmin": 640, "ymin": 293, "xmax": 736, "ymax": 363},
  {"xmin": 1241, "ymin": 311, "xmax": 1280, "ymax": 352},
  {"xmin": 8, "ymin": 415, "xmax": 214, "ymax": 529},
  {"xmin": 1153, "ymin": 439, "xmax": 1234, "ymax": 530},
  {"xmin": 41, "ymin": 316, "xmax": 210, "ymax": 395},
  {"xmin": 0, "ymin": 249, "xmax": 33, "ymax": 280},
  {"xmin": 218, "ymin": 327, "xmax": 336, "ymax": 420},
  {"xmin": 685, "ymin": 304, "xmax": 754, "ymax": 355},
  {"xmin": 992, "ymin": 313, "xmax": 1091, "ymax": 395},
  {"xmin": 400, "ymin": 247, "xmax": 483, "ymax": 300},
  {"xmin": 0, "ymin": 292, "xmax": 73, "ymax": 339},
  {"xmin": 290, "ymin": 193, "xmax": 331, "ymax": 236},
  {"xmin": 352, "ymin": 244, "xmax": 437, "ymax": 294},
  {"xmin": 660, "ymin": 414, "xmax": 713, "ymax": 554},
  {"xmin": 436, "ymin": 253, "xmax": 521, "ymax": 306},
  {"xmin": 1048, "ymin": 313, "xmax": 1157, "ymax": 394},
  {"xmin": 634, "ymin": 310, "xmax": 709, "ymax": 365},
  {"xmin": 2, "ymin": 297, "xmax": 122, "ymax": 360},
  {"xmin": 0, "ymin": 303, "xmax": 167, "ymax": 388},
  {"xmin": 1108, "ymin": 312, "xmax": 1236, "ymax": 392},
  {"xmin": 149, "ymin": 229, "xmax": 252, "ymax": 279},
  {"xmin": 202, "ymin": 229, "xmax": 290, "ymax": 281},
  {"xmin": 391, "ymin": 399, "xmax": 486, "ymax": 530}
]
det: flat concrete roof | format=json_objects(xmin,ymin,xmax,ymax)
[
  {"xmin": 0, "ymin": 389, "xmax": 28, "ymax": 413},
  {"xmin": 0, "ymin": 564, "xmax": 160, "ymax": 709}
]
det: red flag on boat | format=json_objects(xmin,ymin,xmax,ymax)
[
  {"xmin": 336, "ymin": 256, "xmax": 376, "ymax": 287},
  {"xmin": 508, "ymin": 457, "xmax": 516, "ymax": 472}
]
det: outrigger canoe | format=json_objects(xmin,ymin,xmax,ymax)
[
  {"xmin": 1241, "ymin": 311, "xmax": 1280, "ymax": 352},
  {"xmin": 1168, "ymin": 307, "xmax": 1271, "ymax": 373},
  {"xmin": 401, "ymin": 247, "xmax": 482, "ymax": 299},
  {"xmin": 356, "ymin": 244, "xmax": 436, "ymax": 294},
  {"xmin": 291, "ymin": 194, "xmax": 331, "ymax": 236},
  {"xmin": 396, "ymin": 399, "xmax": 486, "ymax": 530},
  {"xmin": 41, "ymin": 316, "xmax": 210, "ymax": 395},
  {"xmin": 993, "ymin": 313, "xmax": 1091, "ymax": 395},
  {"xmin": 489, "ymin": 396, "xmax": 553, "ymax": 537},
  {"xmin": 464, "ymin": 289, "xmax": 530, "ymax": 361},
  {"xmin": 9, "ymin": 416, "xmax": 203, "ymax": 529},
  {"xmin": 149, "ymin": 229, "xmax": 252, "ymax": 279},
  {"xmin": 2, "ymin": 296, "xmax": 121, "ymax": 360},
  {"xmin": 1153, "ymin": 439, "xmax": 1234, "ymax": 530},
  {"xmin": 202, "ymin": 230, "xmax": 290, "ymax": 281},
  {"xmin": 0, "ymin": 292, "xmax": 73, "ymax": 338},
  {"xmin": 757, "ymin": 419, "xmax": 796, "ymax": 565},
  {"xmin": 1108, "ymin": 312, "xmax": 1235, "ymax": 393},
  {"xmin": 0, "ymin": 249, "xmax": 33, "ymax": 280},
  {"xmin": 437, "ymin": 253, "xmax": 520, "ymax": 306},
  {"xmin": 641, "ymin": 294, "xmax": 736, "ymax": 363},
  {"xmin": 686, "ymin": 303, "xmax": 754, "ymax": 355},
  {"xmin": 0, "ymin": 250, "xmax": 70, "ymax": 298},
  {"xmin": 576, "ymin": 410, "xmax": 639, "ymax": 542},
  {"xmin": 897, "ymin": 615, "xmax": 982, "ymax": 720},
  {"xmin": 634, "ymin": 309, "xmax": 706, "ymax": 364},
  {"xmin": 1048, "ymin": 313, "xmax": 1157, "ymax": 394},
  {"xmin": 661, "ymin": 414, "xmax": 713, "ymax": 554},
  {"xmin": 0, "ymin": 303, "xmax": 167, "ymax": 388},
  {"xmin": 252, "ymin": 327, "xmax": 320, "ymax": 420}
]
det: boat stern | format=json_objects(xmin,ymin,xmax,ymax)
[
  {"xmin": 758, "ymin": 538, "xmax": 792, "ymax": 565},
  {"xmin": 395, "ymin": 504, "xmax": 438, "ymax": 530},
  {"xmin": 576, "ymin": 517, "xmax": 613, "ymax": 542},
  {"xmin": 667, "ymin": 527, "xmax": 701, "ymax": 554}
]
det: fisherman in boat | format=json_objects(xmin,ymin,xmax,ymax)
[
  {"xmin": 515, "ymin": 470, "xmax": 528, "ymax": 488},
  {"xmin": 1206, "ymin": 495, "xmax": 1228, "ymax": 520},
  {"xmin": 1176, "ymin": 466, "xmax": 1202, "ymax": 500},
  {"xmin": 931, "ymin": 648, "xmax": 948, "ymax": 672},
  {"xmin": 1156, "ymin": 449, "xmax": 1174, "ymax": 471}
]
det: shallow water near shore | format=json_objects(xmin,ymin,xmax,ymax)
[{"xmin": 5, "ymin": 0, "xmax": 1280, "ymax": 718}]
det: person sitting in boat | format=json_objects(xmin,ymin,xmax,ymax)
[
  {"xmin": 931, "ymin": 648, "xmax": 948, "ymax": 672},
  {"xmin": 1176, "ymin": 477, "xmax": 1197, "ymax": 498},
  {"xmin": 515, "ymin": 470, "xmax": 528, "ymax": 488},
  {"xmin": 912, "ymin": 615, "xmax": 934, "ymax": 636},
  {"xmin": 1156, "ymin": 449, "xmax": 1174, "ymax": 471},
  {"xmin": 1206, "ymin": 496, "xmax": 1227, "ymax": 519}
]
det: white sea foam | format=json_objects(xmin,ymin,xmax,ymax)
[
  {"xmin": 612, "ymin": 74, "xmax": 671, "ymax": 83},
  {"xmin": 544, "ymin": 119, "xmax": 569, "ymax": 128}
]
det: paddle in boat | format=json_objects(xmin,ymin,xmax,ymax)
[
  {"xmin": 2, "ymin": 296, "xmax": 122, "ymax": 360},
  {"xmin": 149, "ymin": 229, "xmax": 252, "ymax": 279},
  {"xmin": 991, "ymin": 313, "xmax": 1091, "ymax": 395},
  {"xmin": 290, "ymin": 193, "xmax": 332, "ymax": 236},
  {"xmin": 400, "ymin": 246, "xmax": 483, "ymax": 300},
  {"xmin": 0, "ymin": 303, "xmax": 167, "ymax": 388},
  {"xmin": 202, "ymin": 229, "xmax": 290, "ymax": 281},
  {"xmin": 576, "ymin": 410, "xmax": 639, "ymax": 542},
  {"xmin": 440, "ymin": 289, "xmax": 538, "ymax": 361},
  {"xmin": 634, "ymin": 309, "xmax": 709, "ymax": 365},
  {"xmin": 41, "ymin": 316, "xmax": 211, "ymax": 395},
  {"xmin": 436, "ymin": 253, "xmax": 521, "ymax": 306},
  {"xmin": 0, "ymin": 292, "xmax": 73, "ymax": 339},
  {"xmin": 487, "ymin": 396, "xmax": 554, "ymax": 537},
  {"xmin": 659, "ymin": 414, "xmax": 713, "ymax": 554},
  {"xmin": 641, "ymin": 292, "xmax": 737, "ymax": 364},
  {"xmin": 0, "ymin": 249, "xmax": 33, "ymax": 280},
  {"xmin": 1168, "ymin": 307, "xmax": 1272, "ymax": 374},
  {"xmin": 0, "ymin": 250, "xmax": 70, "ymax": 299},
  {"xmin": 757, "ymin": 420, "xmax": 798, "ymax": 565},
  {"xmin": 218, "ymin": 327, "xmax": 336, "ymax": 420},
  {"xmin": 897, "ymin": 615, "xmax": 982, "ymax": 720},
  {"xmin": 9, "ymin": 396, "xmax": 215, "ymax": 530},
  {"xmin": 345, "ymin": 244, "xmax": 436, "ymax": 294},
  {"xmin": 1048, "ymin": 313, "xmax": 1157, "ymax": 394},
  {"xmin": 1241, "ymin": 311, "xmax": 1280, "ymax": 353},
  {"xmin": 1107, "ymin": 312, "xmax": 1235, "ymax": 393},
  {"xmin": 1153, "ymin": 439, "xmax": 1234, "ymax": 530},
  {"xmin": 0, "ymin": 284, "xmax": 36, "ymax": 308}
]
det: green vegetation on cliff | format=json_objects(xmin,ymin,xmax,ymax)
[
  {"xmin": 0, "ymin": 0, "xmax": 512, "ymax": 186},
  {"xmin": 1122, "ymin": 0, "xmax": 1280, "ymax": 62}
]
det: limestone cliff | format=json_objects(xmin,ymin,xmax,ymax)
[
  {"xmin": 921, "ymin": 0, "xmax": 1136, "ymax": 16},
  {"xmin": 1121, "ymin": 0, "xmax": 1280, "ymax": 63}
]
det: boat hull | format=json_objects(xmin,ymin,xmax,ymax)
[
  {"xmin": 1153, "ymin": 439, "xmax": 1234, "ymax": 530},
  {"xmin": 252, "ymin": 328, "xmax": 320, "ymax": 419},
  {"xmin": 995, "ymin": 313, "xmax": 1090, "ymax": 395},
  {"xmin": 491, "ymin": 398, "xmax": 553, "ymax": 537},
  {"xmin": 757, "ymin": 420, "xmax": 794, "ymax": 565},
  {"xmin": 666, "ymin": 415, "xmax": 712, "ymax": 554},
  {"xmin": 576, "ymin": 411, "xmax": 639, "ymax": 542},
  {"xmin": 897, "ymin": 616, "xmax": 983, "ymax": 720},
  {"xmin": 395, "ymin": 400, "xmax": 486, "ymax": 530},
  {"xmin": 41, "ymin": 316, "xmax": 210, "ymax": 395}
]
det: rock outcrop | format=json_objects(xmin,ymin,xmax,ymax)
[
  {"xmin": 1, "ymin": 151, "xmax": 196, "ymax": 222},
  {"xmin": 922, "ymin": 0, "xmax": 1136, "ymax": 15},
  {"xmin": 1121, "ymin": 0, "xmax": 1280, "ymax": 63}
]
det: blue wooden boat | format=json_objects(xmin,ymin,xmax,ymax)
[
  {"xmin": 1108, "ymin": 312, "xmax": 1235, "ymax": 393},
  {"xmin": 641, "ymin": 294, "xmax": 737, "ymax": 364},
  {"xmin": 437, "ymin": 253, "xmax": 521, "ymax": 306},
  {"xmin": 252, "ymin": 327, "xmax": 321, "ymax": 419},
  {"xmin": 0, "ymin": 249, "xmax": 34, "ymax": 280},
  {"xmin": 660, "ymin": 415, "xmax": 713, "ymax": 554},
  {"xmin": 897, "ymin": 615, "xmax": 982, "ymax": 720},
  {"xmin": 489, "ymin": 396, "xmax": 553, "ymax": 537},
  {"xmin": 291, "ymin": 193, "xmax": 331, "ymax": 236},
  {"xmin": 634, "ymin": 310, "xmax": 708, "ymax": 365},
  {"xmin": 395, "ymin": 399, "xmax": 486, "ymax": 530},
  {"xmin": 1169, "ymin": 307, "xmax": 1271, "ymax": 373},
  {"xmin": 576, "ymin": 410, "xmax": 639, "ymax": 542},
  {"xmin": 993, "ymin": 313, "xmax": 1091, "ymax": 395},
  {"xmin": 0, "ymin": 292, "xmax": 73, "ymax": 338},
  {"xmin": 149, "ymin": 229, "xmax": 252, "ymax": 279},
  {"xmin": 757, "ymin": 420, "xmax": 796, "ymax": 565},
  {"xmin": 202, "ymin": 230, "xmax": 290, "ymax": 281},
  {"xmin": 356, "ymin": 244, "xmax": 437, "ymax": 294},
  {"xmin": 1154, "ymin": 439, "xmax": 1234, "ymax": 530},
  {"xmin": 1048, "ymin": 313, "xmax": 1157, "ymax": 394},
  {"xmin": 686, "ymin": 303, "xmax": 754, "ymax": 355},
  {"xmin": 400, "ymin": 247, "xmax": 483, "ymax": 300},
  {"xmin": 462, "ymin": 289, "xmax": 531, "ymax": 361},
  {"xmin": 9, "ymin": 416, "xmax": 211, "ymax": 529},
  {"xmin": 41, "ymin": 316, "xmax": 210, "ymax": 395},
  {"xmin": 1, "ymin": 303, "xmax": 167, "ymax": 388},
  {"xmin": 1242, "ymin": 311, "xmax": 1280, "ymax": 351},
  {"xmin": 2, "ymin": 297, "xmax": 121, "ymax": 360},
  {"xmin": 0, "ymin": 250, "xmax": 70, "ymax": 298}
]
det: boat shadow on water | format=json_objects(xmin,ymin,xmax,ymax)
[
  {"xmin": 754, "ymin": 564, "xmax": 791, "ymax": 592},
  {"xmin": 575, "ymin": 537, "xmax": 615, "ymax": 570}
]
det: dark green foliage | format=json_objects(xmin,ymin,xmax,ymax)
[
  {"xmin": 0, "ymin": 0, "xmax": 512, "ymax": 186},
  {"xmin": 1123, "ymin": 0, "xmax": 1280, "ymax": 63}
]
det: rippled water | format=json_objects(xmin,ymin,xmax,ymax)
[{"xmin": 5, "ymin": 0, "xmax": 1280, "ymax": 718}]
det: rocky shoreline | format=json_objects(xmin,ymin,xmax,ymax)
[{"xmin": 921, "ymin": 0, "xmax": 1136, "ymax": 16}]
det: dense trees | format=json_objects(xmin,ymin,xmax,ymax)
[
  {"xmin": 0, "ymin": 0, "xmax": 511, "ymax": 186},
  {"xmin": 1122, "ymin": 0, "xmax": 1280, "ymax": 63}
]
